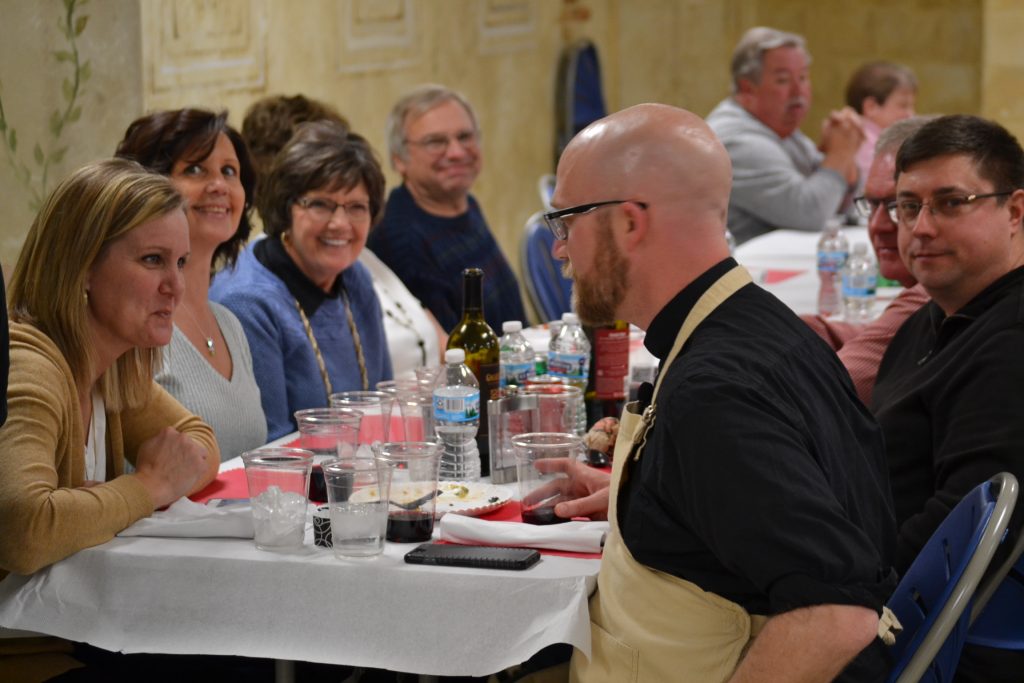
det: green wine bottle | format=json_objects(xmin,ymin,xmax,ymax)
[{"xmin": 447, "ymin": 268, "xmax": 500, "ymax": 476}]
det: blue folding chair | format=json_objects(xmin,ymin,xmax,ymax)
[
  {"xmin": 520, "ymin": 212, "xmax": 573, "ymax": 323},
  {"xmin": 965, "ymin": 526, "xmax": 1024, "ymax": 650},
  {"xmin": 886, "ymin": 472, "xmax": 1018, "ymax": 683}
]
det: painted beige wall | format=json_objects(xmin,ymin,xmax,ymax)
[
  {"xmin": 0, "ymin": 0, "xmax": 1013, "ymax": 314},
  {"xmin": 135, "ymin": 0, "xmax": 570, "ymax": 324},
  {"xmin": 601, "ymin": 0, "xmax": 982, "ymax": 138},
  {"xmin": 0, "ymin": 0, "xmax": 141, "ymax": 269},
  {"xmin": 980, "ymin": 0, "xmax": 1024, "ymax": 137}
]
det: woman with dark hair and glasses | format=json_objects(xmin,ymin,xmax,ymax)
[
  {"xmin": 115, "ymin": 109, "xmax": 267, "ymax": 460},
  {"xmin": 211, "ymin": 120, "xmax": 392, "ymax": 439}
]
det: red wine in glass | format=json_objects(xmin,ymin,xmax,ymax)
[
  {"xmin": 387, "ymin": 511, "xmax": 433, "ymax": 542},
  {"xmin": 521, "ymin": 504, "xmax": 570, "ymax": 525}
]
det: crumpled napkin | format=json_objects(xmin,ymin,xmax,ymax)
[
  {"xmin": 117, "ymin": 497, "xmax": 254, "ymax": 538},
  {"xmin": 439, "ymin": 513, "xmax": 608, "ymax": 553}
]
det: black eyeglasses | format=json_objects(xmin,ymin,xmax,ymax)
[
  {"xmin": 886, "ymin": 191, "xmax": 1016, "ymax": 225},
  {"xmin": 542, "ymin": 200, "xmax": 648, "ymax": 240}
]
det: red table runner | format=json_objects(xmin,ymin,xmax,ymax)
[
  {"xmin": 762, "ymin": 268, "xmax": 805, "ymax": 284},
  {"xmin": 191, "ymin": 469, "xmax": 601, "ymax": 559}
]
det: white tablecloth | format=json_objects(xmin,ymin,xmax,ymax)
[
  {"xmin": 0, "ymin": 454, "xmax": 600, "ymax": 677},
  {"xmin": 735, "ymin": 227, "xmax": 899, "ymax": 316}
]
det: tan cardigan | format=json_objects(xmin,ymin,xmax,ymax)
[{"xmin": 0, "ymin": 322, "xmax": 220, "ymax": 579}]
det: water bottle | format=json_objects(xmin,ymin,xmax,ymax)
[
  {"xmin": 549, "ymin": 312, "xmax": 590, "ymax": 434},
  {"xmin": 816, "ymin": 224, "xmax": 849, "ymax": 317},
  {"xmin": 499, "ymin": 320, "xmax": 535, "ymax": 389},
  {"xmin": 433, "ymin": 349, "xmax": 481, "ymax": 481},
  {"xmin": 842, "ymin": 243, "xmax": 878, "ymax": 324},
  {"xmin": 547, "ymin": 319, "xmax": 564, "ymax": 351}
]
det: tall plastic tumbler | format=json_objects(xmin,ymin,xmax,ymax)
[
  {"xmin": 330, "ymin": 391, "xmax": 395, "ymax": 448},
  {"xmin": 322, "ymin": 457, "xmax": 393, "ymax": 559},
  {"xmin": 375, "ymin": 441, "xmax": 443, "ymax": 543},
  {"xmin": 295, "ymin": 407, "xmax": 363, "ymax": 503},
  {"xmin": 242, "ymin": 448, "xmax": 313, "ymax": 550}
]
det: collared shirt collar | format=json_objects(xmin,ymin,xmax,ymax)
[
  {"xmin": 643, "ymin": 257, "xmax": 737, "ymax": 361},
  {"xmin": 926, "ymin": 265, "xmax": 1024, "ymax": 340},
  {"xmin": 954, "ymin": 264, "xmax": 1024, "ymax": 318},
  {"xmin": 254, "ymin": 236, "xmax": 343, "ymax": 317}
]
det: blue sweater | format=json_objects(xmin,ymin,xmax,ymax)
[
  {"xmin": 367, "ymin": 184, "xmax": 527, "ymax": 332},
  {"xmin": 211, "ymin": 240, "xmax": 392, "ymax": 440}
]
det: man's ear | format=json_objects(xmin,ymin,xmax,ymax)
[
  {"xmin": 392, "ymin": 153, "xmax": 407, "ymax": 177},
  {"xmin": 734, "ymin": 79, "xmax": 755, "ymax": 107},
  {"xmin": 1007, "ymin": 188, "xmax": 1024, "ymax": 234},
  {"xmin": 620, "ymin": 201, "xmax": 648, "ymax": 253}
]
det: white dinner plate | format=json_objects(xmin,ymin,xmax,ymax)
[{"xmin": 431, "ymin": 481, "xmax": 513, "ymax": 517}]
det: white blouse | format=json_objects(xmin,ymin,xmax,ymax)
[{"xmin": 84, "ymin": 391, "xmax": 107, "ymax": 482}]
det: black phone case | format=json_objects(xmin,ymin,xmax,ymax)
[{"xmin": 404, "ymin": 543, "xmax": 541, "ymax": 570}]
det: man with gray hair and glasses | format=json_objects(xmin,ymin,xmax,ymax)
[
  {"xmin": 367, "ymin": 84, "xmax": 526, "ymax": 333},
  {"xmin": 708, "ymin": 26, "xmax": 863, "ymax": 244},
  {"xmin": 802, "ymin": 116, "xmax": 935, "ymax": 405}
]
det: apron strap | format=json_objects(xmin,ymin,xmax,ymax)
[{"xmin": 629, "ymin": 265, "xmax": 753, "ymax": 461}]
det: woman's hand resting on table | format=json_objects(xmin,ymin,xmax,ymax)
[
  {"xmin": 132, "ymin": 427, "xmax": 210, "ymax": 508},
  {"xmin": 531, "ymin": 457, "xmax": 611, "ymax": 521}
]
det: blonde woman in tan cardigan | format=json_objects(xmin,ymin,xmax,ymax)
[{"xmin": 0, "ymin": 159, "xmax": 219, "ymax": 682}]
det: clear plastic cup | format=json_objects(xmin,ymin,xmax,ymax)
[
  {"xmin": 294, "ymin": 407, "xmax": 363, "ymax": 461},
  {"xmin": 322, "ymin": 457, "xmax": 393, "ymax": 559},
  {"xmin": 517, "ymin": 384, "xmax": 583, "ymax": 434},
  {"xmin": 242, "ymin": 448, "xmax": 313, "ymax": 550},
  {"xmin": 512, "ymin": 432, "xmax": 586, "ymax": 525},
  {"xmin": 375, "ymin": 441, "xmax": 443, "ymax": 543},
  {"xmin": 295, "ymin": 407, "xmax": 363, "ymax": 504},
  {"xmin": 330, "ymin": 391, "xmax": 395, "ymax": 447}
]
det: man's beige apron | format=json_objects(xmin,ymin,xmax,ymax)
[{"xmin": 570, "ymin": 265, "xmax": 767, "ymax": 683}]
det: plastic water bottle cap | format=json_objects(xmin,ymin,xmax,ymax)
[
  {"xmin": 502, "ymin": 320, "xmax": 523, "ymax": 333},
  {"xmin": 561, "ymin": 312, "xmax": 579, "ymax": 325},
  {"xmin": 444, "ymin": 349, "xmax": 466, "ymax": 364}
]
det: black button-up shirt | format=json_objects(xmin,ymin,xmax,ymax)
[{"xmin": 619, "ymin": 258, "xmax": 898, "ymax": 682}]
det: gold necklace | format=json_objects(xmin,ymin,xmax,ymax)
[{"xmin": 181, "ymin": 303, "xmax": 215, "ymax": 356}]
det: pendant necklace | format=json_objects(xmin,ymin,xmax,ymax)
[{"xmin": 182, "ymin": 303, "xmax": 216, "ymax": 356}]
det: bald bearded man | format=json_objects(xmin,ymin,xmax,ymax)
[{"xmin": 544, "ymin": 104, "xmax": 898, "ymax": 682}]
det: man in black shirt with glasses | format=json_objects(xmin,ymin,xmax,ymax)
[
  {"xmin": 544, "ymin": 102, "xmax": 897, "ymax": 683},
  {"xmin": 872, "ymin": 114, "xmax": 1024, "ymax": 683}
]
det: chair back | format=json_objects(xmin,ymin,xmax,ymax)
[
  {"xmin": 887, "ymin": 472, "xmax": 1018, "ymax": 683},
  {"xmin": 520, "ymin": 212, "xmax": 573, "ymax": 322},
  {"xmin": 966, "ymin": 551, "xmax": 1024, "ymax": 650}
]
